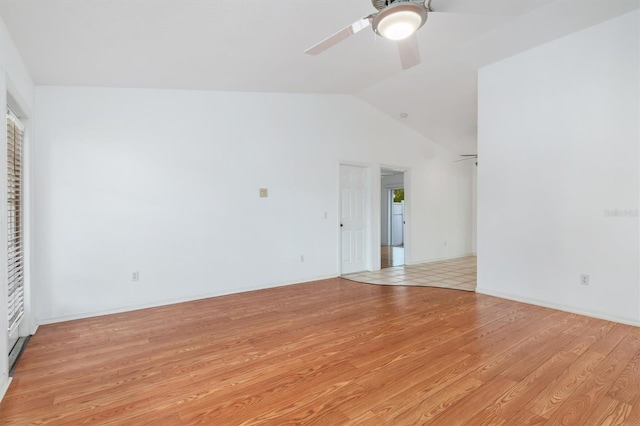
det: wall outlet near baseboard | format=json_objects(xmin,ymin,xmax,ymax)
[
  {"xmin": 300, "ymin": 255, "xmax": 305, "ymax": 263},
  {"xmin": 580, "ymin": 274, "xmax": 589, "ymax": 285},
  {"xmin": 132, "ymin": 271, "xmax": 140, "ymax": 281}
]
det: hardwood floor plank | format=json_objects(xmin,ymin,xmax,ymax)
[
  {"xmin": 243, "ymin": 382, "xmax": 366, "ymax": 425},
  {"xmin": 504, "ymin": 408, "xmax": 547, "ymax": 425},
  {"xmin": 385, "ymin": 375, "xmax": 485, "ymax": 424},
  {"xmin": 456, "ymin": 306, "xmax": 543, "ymax": 354},
  {"xmin": 563, "ymin": 315, "xmax": 597, "ymax": 336},
  {"xmin": 347, "ymin": 410, "xmax": 384, "ymax": 425},
  {"xmin": 585, "ymin": 396, "xmax": 632, "ymax": 426},
  {"xmin": 131, "ymin": 413, "xmax": 183, "ymax": 426},
  {"xmin": 339, "ymin": 350, "xmax": 471, "ymax": 420},
  {"xmin": 369, "ymin": 351, "xmax": 492, "ymax": 421},
  {"xmin": 589, "ymin": 323, "xmax": 632, "ymax": 355},
  {"xmin": 2, "ymin": 278, "xmax": 640, "ymax": 425},
  {"xmin": 499, "ymin": 333, "xmax": 577, "ymax": 382},
  {"xmin": 525, "ymin": 350, "xmax": 606, "ymax": 418},
  {"xmin": 297, "ymin": 407, "xmax": 351, "ymax": 425},
  {"xmin": 545, "ymin": 333, "xmax": 640, "ymax": 425},
  {"xmin": 625, "ymin": 394, "xmax": 640, "ymax": 425},
  {"xmin": 566, "ymin": 321, "xmax": 617, "ymax": 356},
  {"xmin": 425, "ymin": 375, "xmax": 517, "ymax": 425},
  {"xmin": 473, "ymin": 312, "xmax": 576, "ymax": 382},
  {"xmin": 177, "ymin": 361, "xmax": 358, "ymax": 424},
  {"xmin": 480, "ymin": 349, "xmax": 579, "ymax": 421},
  {"xmin": 607, "ymin": 345, "xmax": 640, "ymax": 404}
]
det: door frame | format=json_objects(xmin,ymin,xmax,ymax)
[
  {"xmin": 338, "ymin": 163, "xmax": 410, "ymax": 274},
  {"xmin": 379, "ymin": 165, "xmax": 410, "ymax": 268}
]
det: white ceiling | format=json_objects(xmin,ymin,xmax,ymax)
[{"xmin": 0, "ymin": 0, "xmax": 637, "ymax": 153}]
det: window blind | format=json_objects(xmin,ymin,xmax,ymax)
[{"xmin": 7, "ymin": 111, "xmax": 24, "ymax": 334}]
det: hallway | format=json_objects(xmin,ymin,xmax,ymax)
[{"xmin": 380, "ymin": 245, "xmax": 404, "ymax": 268}]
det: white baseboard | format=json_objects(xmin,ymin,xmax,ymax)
[
  {"xmin": 476, "ymin": 287, "xmax": 640, "ymax": 327},
  {"xmin": 37, "ymin": 274, "xmax": 338, "ymax": 326},
  {"xmin": 0, "ymin": 377, "xmax": 12, "ymax": 403}
]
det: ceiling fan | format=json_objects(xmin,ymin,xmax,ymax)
[{"xmin": 305, "ymin": 0, "xmax": 433, "ymax": 70}]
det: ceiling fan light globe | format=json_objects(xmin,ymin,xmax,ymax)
[
  {"xmin": 376, "ymin": 11, "xmax": 422, "ymax": 40},
  {"xmin": 372, "ymin": 3, "xmax": 427, "ymax": 41}
]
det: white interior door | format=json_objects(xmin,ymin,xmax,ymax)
[{"xmin": 340, "ymin": 165, "xmax": 367, "ymax": 274}]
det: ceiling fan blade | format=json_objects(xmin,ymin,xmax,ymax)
[
  {"xmin": 305, "ymin": 17, "xmax": 372, "ymax": 55},
  {"xmin": 397, "ymin": 34, "xmax": 421, "ymax": 70},
  {"xmin": 459, "ymin": 154, "xmax": 478, "ymax": 157},
  {"xmin": 454, "ymin": 157, "xmax": 477, "ymax": 162}
]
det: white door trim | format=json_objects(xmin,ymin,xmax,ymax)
[
  {"xmin": 337, "ymin": 163, "xmax": 410, "ymax": 274},
  {"xmin": 379, "ymin": 165, "xmax": 410, "ymax": 266}
]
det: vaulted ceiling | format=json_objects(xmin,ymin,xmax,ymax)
[{"xmin": 0, "ymin": 0, "xmax": 637, "ymax": 153}]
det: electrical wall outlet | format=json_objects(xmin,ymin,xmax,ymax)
[
  {"xmin": 259, "ymin": 188, "xmax": 268, "ymax": 198},
  {"xmin": 132, "ymin": 271, "xmax": 139, "ymax": 281},
  {"xmin": 300, "ymin": 255, "xmax": 305, "ymax": 263},
  {"xmin": 580, "ymin": 274, "xmax": 589, "ymax": 285}
]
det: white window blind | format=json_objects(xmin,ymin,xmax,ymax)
[{"xmin": 7, "ymin": 111, "xmax": 24, "ymax": 334}]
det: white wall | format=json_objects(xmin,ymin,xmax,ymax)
[
  {"xmin": 33, "ymin": 86, "xmax": 473, "ymax": 323},
  {"xmin": 478, "ymin": 10, "xmax": 640, "ymax": 325},
  {"xmin": 0, "ymin": 13, "xmax": 34, "ymax": 402},
  {"xmin": 408, "ymin": 150, "xmax": 474, "ymax": 264}
]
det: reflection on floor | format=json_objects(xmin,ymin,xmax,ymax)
[
  {"xmin": 344, "ymin": 255, "xmax": 476, "ymax": 292},
  {"xmin": 381, "ymin": 245, "xmax": 404, "ymax": 268}
]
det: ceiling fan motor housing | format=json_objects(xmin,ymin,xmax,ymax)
[
  {"xmin": 371, "ymin": 0, "xmax": 426, "ymax": 11},
  {"xmin": 371, "ymin": 0, "xmax": 428, "ymax": 40}
]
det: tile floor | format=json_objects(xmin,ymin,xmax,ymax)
[{"xmin": 343, "ymin": 255, "xmax": 477, "ymax": 292}]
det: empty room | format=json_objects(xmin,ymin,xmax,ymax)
[{"xmin": 0, "ymin": 0, "xmax": 639, "ymax": 424}]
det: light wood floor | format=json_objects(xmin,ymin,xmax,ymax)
[{"xmin": 2, "ymin": 279, "xmax": 640, "ymax": 425}]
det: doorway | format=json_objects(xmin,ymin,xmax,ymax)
[{"xmin": 381, "ymin": 169, "xmax": 405, "ymax": 269}]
